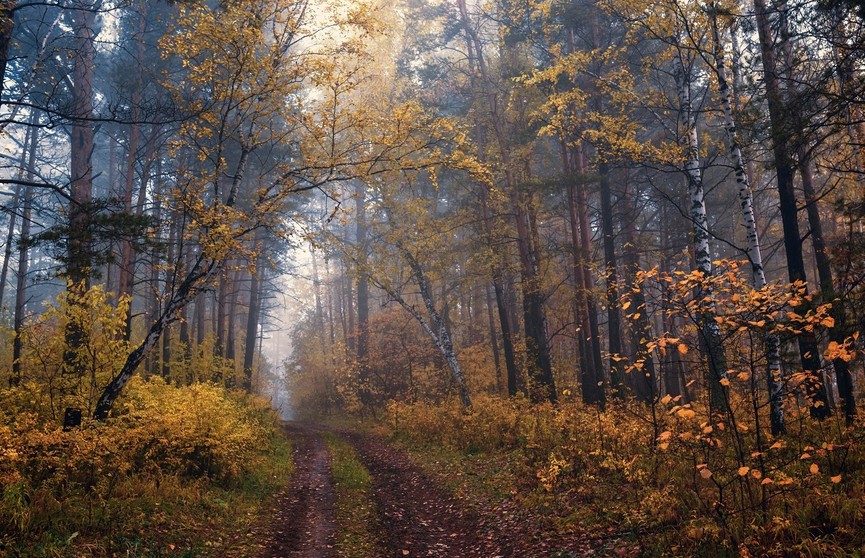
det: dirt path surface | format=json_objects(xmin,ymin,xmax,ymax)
[
  {"xmin": 344, "ymin": 431, "xmax": 505, "ymax": 557},
  {"xmin": 259, "ymin": 423, "xmax": 336, "ymax": 558},
  {"xmin": 248, "ymin": 424, "xmax": 608, "ymax": 558},
  {"xmin": 344, "ymin": 431, "xmax": 609, "ymax": 558}
]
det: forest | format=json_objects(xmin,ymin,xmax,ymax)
[{"xmin": 0, "ymin": 0, "xmax": 863, "ymax": 556}]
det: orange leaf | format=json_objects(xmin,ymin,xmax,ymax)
[{"xmin": 810, "ymin": 463, "xmax": 819, "ymax": 475}]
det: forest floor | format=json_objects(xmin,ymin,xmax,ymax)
[{"xmin": 252, "ymin": 422, "xmax": 626, "ymax": 558}]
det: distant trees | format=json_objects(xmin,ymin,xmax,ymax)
[{"xmin": 286, "ymin": 0, "xmax": 863, "ymax": 438}]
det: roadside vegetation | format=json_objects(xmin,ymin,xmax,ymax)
[{"xmin": 0, "ymin": 292, "xmax": 292, "ymax": 558}]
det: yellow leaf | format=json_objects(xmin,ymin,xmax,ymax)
[
  {"xmin": 737, "ymin": 466, "xmax": 749, "ymax": 477},
  {"xmin": 810, "ymin": 463, "xmax": 819, "ymax": 475},
  {"xmin": 677, "ymin": 343, "xmax": 689, "ymax": 355},
  {"xmin": 660, "ymin": 394, "xmax": 672, "ymax": 405},
  {"xmin": 719, "ymin": 378, "xmax": 731, "ymax": 387},
  {"xmin": 676, "ymin": 408, "xmax": 696, "ymax": 420},
  {"xmin": 622, "ymin": 300, "xmax": 632, "ymax": 310}
]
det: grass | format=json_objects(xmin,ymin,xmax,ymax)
[{"xmin": 322, "ymin": 432, "xmax": 383, "ymax": 558}]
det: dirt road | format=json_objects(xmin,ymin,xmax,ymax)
[{"xmin": 260, "ymin": 424, "xmax": 601, "ymax": 558}]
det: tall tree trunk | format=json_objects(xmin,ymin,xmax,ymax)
[
  {"xmin": 162, "ymin": 207, "xmax": 177, "ymax": 382},
  {"xmin": 224, "ymin": 267, "xmax": 241, "ymax": 369},
  {"xmin": 0, "ymin": 126, "xmax": 28, "ymax": 311},
  {"xmin": 485, "ymin": 283, "xmax": 504, "ymax": 394},
  {"xmin": 355, "ymin": 182, "xmax": 371, "ymax": 408},
  {"xmin": 599, "ymin": 162, "xmax": 623, "ymax": 401},
  {"xmin": 68, "ymin": 0, "xmax": 95, "ymax": 289},
  {"xmin": 326, "ymin": 257, "xmax": 336, "ymax": 355},
  {"xmin": 145, "ymin": 173, "xmax": 163, "ymax": 376},
  {"xmin": 11, "ymin": 116, "xmax": 38, "ymax": 387},
  {"xmin": 0, "ymin": 2, "xmax": 15, "ymax": 109},
  {"xmin": 311, "ymin": 248, "xmax": 325, "ymax": 353},
  {"xmin": 62, "ymin": 1, "xmax": 97, "ymax": 416},
  {"xmin": 215, "ymin": 271, "xmax": 228, "ymax": 359},
  {"xmin": 621, "ymin": 178, "xmax": 656, "ymax": 403},
  {"xmin": 344, "ymin": 226, "xmax": 355, "ymax": 353},
  {"xmin": 799, "ymin": 152, "xmax": 856, "ymax": 423},
  {"xmin": 566, "ymin": 147, "xmax": 602, "ymax": 405},
  {"xmin": 675, "ymin": 41, "xmax": 730, "ymax": 414},
  {"xmin": 575, "ymin": 144, "xmax": 605, "ymax": 404},
  {"xmin": 243, "ymin": 251, "xmax": 262, "ymax": 393},
  {"xmin": 480, "ymin": 184, "xmax": 520, "ymax": 397},
  {"xmin": 753, "ymin": 0, "xmax": 831, "ymax": 419},
  {"xmin": 117, "ymin": 7, "xmax": 147, "ymax": 330},
  {"xmin": 710, "ymin": 7, "xmax": 785, "ymax": 434},
  {"xmin": 514, "ymin": 190, "xmax": 557, "ymax": 403}
]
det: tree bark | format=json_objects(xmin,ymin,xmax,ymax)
[
  {"xmin": 0, "ymin": 1, "xmax": 15, "ymax": 109},
  {"xmin": 117, "ymin": 7, "xmax": 147, "ymax": 333},
  {"xmin": 355, "ymin": 181, "xmax": 371, "ymax": 407},
  {"xmin": 710, "ymin": 7, "xmax": 785, "ymax": 434},
  {"xmin": 0, "ymin": 127, "xmax": 27, "ymax": 312},
  {"xmin": 753, "ymin": 0, "xmax": 831, "ymax": 419},
  {"xmin": 243, "ymin": 241, "xmax": 263, "ymax": 393},
  {"xmin": 11, "ymin": 115, "xmax": 37, "ymax": 386},
  {"xmin": 567, "ymin": 147, "xmax": 603, "ymax": 405},
  {"xmin": 675, "ymin": 41, "xmax": 730, "ymax": 414},
  {"xmin": 621, "ymin": 178, "xmax": 656, "ymax": 403},
  {"xmin": 599, "ymin": 162, "xmax": 623, "ymax": 401},
  {"xmin": 799, "ymin": 153, "xmax": 856, "ymax": 424}
]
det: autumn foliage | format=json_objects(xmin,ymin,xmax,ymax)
[
  {"xmin": 0, "ymin": 289, "xmax": 289, "ymax": 556},
  {"xmin": 294, "ymin": 260, "xmax": 865, "ymax": 556}
]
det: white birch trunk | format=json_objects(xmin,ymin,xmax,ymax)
[
  {"xmin": 710, "ymin": 8, "xmax": 784, "ymax": 434},
  {"xmin": 676, "ymin": 41, "xmax": 729, "ymax": 413}
]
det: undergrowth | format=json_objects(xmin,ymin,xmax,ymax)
[
  {"xmin": 387, "ymin": 394, "xmax": 865, "ymax": 557},
  {"xmin": 0, "ymin": 377, "xmax": 292, "ymax": 557}
]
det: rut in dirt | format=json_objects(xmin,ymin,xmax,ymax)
[
  {"xmin": 344, "ymin": 431, "xmax": 512, "ymax": 558},
  {"xmin": 260, "ymin": 423, "xmax": 336, "ymax": 558}
]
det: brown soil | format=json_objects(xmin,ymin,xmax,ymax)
[
  {"xmin": 254, "ymin": 424, "xmax": 615, "ymax": 558},
  {"xmin": 259, "ymin": 423, "xmax": 337, "ymax": 558}
]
